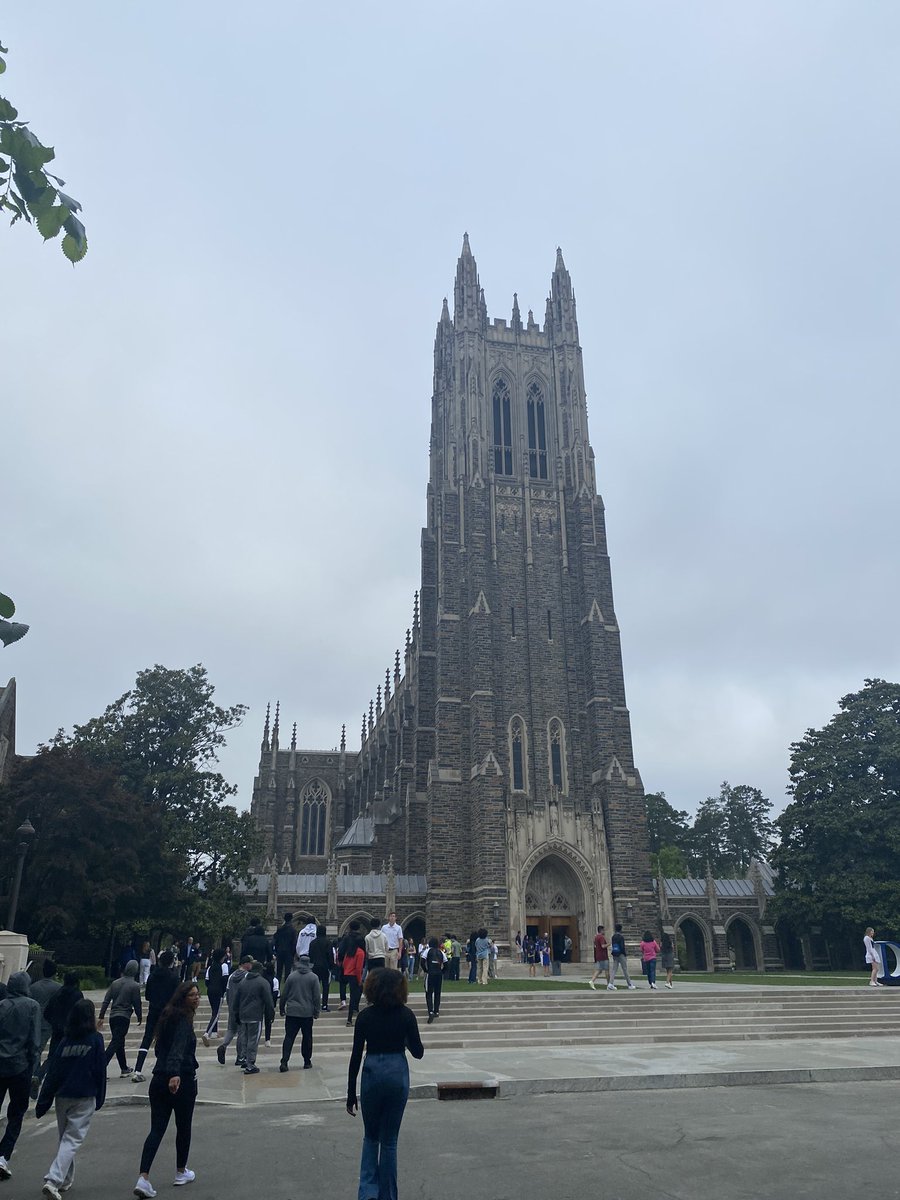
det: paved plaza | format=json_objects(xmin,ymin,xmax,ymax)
[{"xmin": 6, "ymin": 1080, "xmax": 896, "ymax": 1199}]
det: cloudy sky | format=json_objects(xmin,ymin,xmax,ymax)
[{"xmin": 3, "ymin": 3, "xmax": 898, "ymax": 820}]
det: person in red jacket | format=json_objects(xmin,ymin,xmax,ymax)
[{"xmin": 342, "ymin": 921, "xmax": 366, "ymax": 1027}]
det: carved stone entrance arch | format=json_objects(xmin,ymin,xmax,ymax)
[{"xmin": 521, "ymin": 851, "xmax": 589, "ymax": 962}]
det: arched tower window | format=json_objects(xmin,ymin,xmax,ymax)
[
  {"xmin": 548, "ymin": 718, "xmax": 568, "ymax": 793},
  {"xmin": 527, "ymin": 380, "xmax": 548, "ymax": 479},
  {"xmin": 492, "ymin": 377, "xmax": 513, "ymax": 476},
  {"xmin": 509, "ymin": 715, "xmax": 528, "ymax": 793},
  {"xmin": 299, "ymin": 778, "xmax": 328, "ymax": 856}
]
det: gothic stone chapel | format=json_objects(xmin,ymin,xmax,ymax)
[{"xmin": 248, "ymin": 237, "xmax": 657, "ymax": 959}]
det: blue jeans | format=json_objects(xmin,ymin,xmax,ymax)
[
  {"xmin": 358, "ymin": 1053, "xmax": 409, "ymax": 1200},
  {"xmin": 645, "ymin": 958, "xmax": 657, "ymax": 986}
]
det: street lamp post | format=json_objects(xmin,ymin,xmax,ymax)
[{"xmin": 6, "ymin": 818, "xmax": 35, "ymax": 931}]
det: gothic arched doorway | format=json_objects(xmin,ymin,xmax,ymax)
[
  {"xmin": 677, "ymin": 917, "xmax": 709, "ymax": 971},
  {"xmin": 727, "ymin": 916, "xmax": 758, "ymax": 970},
  {"xmin": 523, "ymin": 854, "xmax": 586, "ymax": 962}
]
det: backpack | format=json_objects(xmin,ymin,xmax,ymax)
[{"xmin": 611, "ymin": 932, "xmax": 626, "ymax": 955}]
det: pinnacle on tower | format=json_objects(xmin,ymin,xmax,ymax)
[
  {"xmin": 405, "ymin": 627, "xmax": 411, "ymax": 653},
  {"xmin": 454, "ymin": 232, "xmax": 482, "ymax": 326},
  {"xmin": 549, "ymin": 245, "xmax": 577, "ymax": 334},
  {"xmin": 340, "ymin": 723, "xmax": 346, "ymax": 753},
  {"xmin": 376, "ymin": 684, "xmax": 382, "ymax": 714},
  {"xmin": 440, "ymin": 296, "xmax": 451, "ymax": 324},
  {"xmin": 361, "ymin": 712, "xmax": 367, "ymax": 744},
  {"xmin": 413, "ymin": 590, "xmax": 419, "ymax": 632},
  {"xmin": 511, "ymin": 292, "xmax": 522, "ymax": 332},
  {"xmin": 262, "ymin": 701, "xmax": 271, "ymax": 750},
  {"xmin": 272, "ymin": 701, "xmax": 280, "ymax": 750},
  {"xmin": 394, "ymin": 648, "xmax": 401, "ymax": 685},
  {"xmin": 290, "ymin": 722, "xmax": 297, "ymax": 752},
  {"xmin": 368, "ymin": 700, "xmax": 374, "ymax": 732},
  {"xmin": 384, "ymin": 668, "xmax": 391, "ymax": 702}
]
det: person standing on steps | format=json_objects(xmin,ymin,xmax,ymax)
[
  {"xmin": 132, "ymin": 982, "xmax": 200, "ymax": 1197},
  {"xmin": 308, "ymin": 925, "xmax": 334, "ymax": 1011},
  {"xmin": 608, "ymin": 924, "xmax": 636, "ymax": 991},
  {"xmin": 232, "ymin": 961, "xmax": 274, "ymax": 1076},
  {"xmin": 381, "ymin": 913, "xmax": 404, "ymax": 971},
  {"xmin": 366, "ymin": 919, "xmax": 389, "ymax": 972},
  {"xmin": 133, "ymin": 952, "xmax": 179, "ymax": 1083},
  {"xmin": 588, "ymin": 926, "xmax": 609, "ymax": 990},
  {"xmin": 35, "ymin": 998, "xmax": 106, "ymax": 1200},
  {"xmin": 201, "ymin": 949, "xmax": 227, "ymax": 1046},
  {"xmin": 240, "ymin": 920, "xmax": 271, "ymax": 966},
  {"xmin": 343, "ymin": 928, "xmax": 366, "ymax": 1027},
  {"xmin": 346, "ymin": 968, "xmax": 424, "ymax": 1200},
  {"xmin": 295, "ymin": 918, "xmax": 318, "ymax": 960},
  {"xmin": 475, "ymin": 928, "xmax": 492, "ymax": 986},
  {"xmin": 423, "ymin": 938, "xmax": 447, "ymax": 1023},
  {"xmin": 0, "ymin": 971, "xmax": 41, "ymax": 1183},
  {"xmin": 42, "ymin": 974, "xmax": 84, "ymax": 1084},
  {"xmin": 864, "ymin": 927, "xmax": 883, "ymax": 986},
  {"xmin": 640, "ymin": 931, "xmax": 661, "ymax": 989},
  {"xmin": 279, "ymin": 955, "xmax": 321, "ymax": 1071},
  {"xmin": 99, "ymin": 960, "xmax": 142, "ymax": 1078},
  {"xmin": 660, "ymin": 932, "xmax": 675, "ymax": 988},
  {"xmin": 273, "ymin": 912, "xmax": 296, "ymax": 986}
]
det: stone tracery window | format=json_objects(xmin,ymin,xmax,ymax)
[
  {"xmin": 492, "ymin": 377, "xmax": 513, "ymax": 476},
  {"xmin": 509, "ymin": 715, "xmax": 528, "ymax": 793},
  {"xmin": 299, "ymin": 778, "xmax": 328, "ymax": 856},
  {"xmin": 548, "ymin": 718, "xmax": 568, "ymax": 793},
  {"xmin": 527, "ymin": 380, "xmax": 548, "ymax": 479}
]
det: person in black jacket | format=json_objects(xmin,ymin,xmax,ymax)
[
  {"xmin": 132, "ymin": 951, "xmax": 179, "ymax": 1084},
  {"xmin": 240, "ymin": 921, "xmax": 271, "ymax": 965},
  {"xmin": 133, "ymin": 982, "xmax": 200, "ymax": 1198},
  {"xmin": 308, "ymin": 925, "xmax": 334, "ymax": 1012},
  {"xmin": 272, "ymin": 913, "xmax": 296, "ymax": 986},
  {"xmin": 40, "ymin": 974, "xmax": 84, "ymax": 1084},
  {"xmin": 201, "ymin": 949, "xmax": 227, "ymax": 1046},
  {"xmin": 36, "ymin": 999, "xmax": 106, "ymax": 1200}
]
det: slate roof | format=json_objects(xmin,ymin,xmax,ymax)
[
  {"xmin": 241, "ymin": 872, "xmax": 427, "ymax": 897},
  {"xmin": 663, "ymin": 869, "xmax": 775, "ymax": 900},
  {"xmin": 335, "ymin": 815, "xmax": 375, "ymax": 848}
]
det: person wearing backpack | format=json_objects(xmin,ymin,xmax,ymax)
[
  {"xmin": 608, "ymin": 924, "xmax": 636, "ymax": 991},
  {"xmin": 423, "ymin": 938, "xmax": 448, "ymax": 1023}
]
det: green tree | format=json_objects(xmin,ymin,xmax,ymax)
[
  {"xmin": 0, "ymin": 40, "xmax": 87, "ymax": 261},
  {"xmin": 53, "ymin": 664, "xmax": 260, "ymax": 905},
  {"xmin": 690, "ymin": 782, "xmax": 775, "ymax": 875},
  {"xmin": 771, "ymin": 679, "xmax": 900, "ymax": 943},
  {"xmin": 652, "ymin": 844, "xmax": 690, "ymax": 878},
  {"xmin": 0, "ymin": 747, "xmax": 181, "ymax": 943},
  {"xmin": 644, "ymin": 791, "xmax": 692, "ymax": 877}
]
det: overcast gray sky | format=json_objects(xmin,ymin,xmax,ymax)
[{"xmin": 3, "ymin": 3, "xmax": 898, "ymax": 819}]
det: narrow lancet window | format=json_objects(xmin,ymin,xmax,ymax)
[
  {"xmin": 299, "ymin": 779, "xmax": 328, "ymax": 855},
  {"xmin": 527, "ymin": 381, "xmax": 548, "ymax": 479},
  {"xmin": 510, "ymin": 716, "xmax": 527, "ymax": 792},
  {"xmin": 492, "ymin": 377, "xmax": 513, "ymax": 475},
  {"xmin": 548, "ymin": 719, "xmax": 567, "ymax": 793}
]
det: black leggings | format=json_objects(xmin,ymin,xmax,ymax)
[
  {"xmin": 281, "ymin": 1015, "xmax": 313, "ymax": 1065},
  {"xmin": 426, "ymin": 974, "xmax": 443, "ymax": 1014},
  {"xmin": 105, "ymin": 1015, "xmax": 131, "ymax": 1070},
  {"xmin": 140, "ymin": 1075, "xmax": 197, "ymax": 1174},
  {"xmin": 134, "ymin": 1007, "xmax": 162, "ymax": 1074},
  {"xmin": 314, "ymin": 969, "xmax": 330, "ymax": 1008}
]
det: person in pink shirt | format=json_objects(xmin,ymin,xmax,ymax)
[{"xmin": 640, "ymin": 932, "xmax": 662, "ymax": 990}]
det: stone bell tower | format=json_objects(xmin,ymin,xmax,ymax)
[{"xmin": 421, "ymin": 236, "xmax": 656, "ymax": 952}]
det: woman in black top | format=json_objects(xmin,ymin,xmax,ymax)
[
  {"xmin": 308, "ymin": 925, "xmax": 334, "ymax": 1012},
  {"xmin": 201, "ymin": 948, "xmax": 227, "ymax": 1045},
  {"xmin": 133, "ymin": 982, "xmax": 200, "ymax": 1198},
  {"xmin": 347, "ymin": 968, "xmax": 424, "ymax": 1200}
]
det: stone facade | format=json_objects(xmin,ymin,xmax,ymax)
[{"xmin": 249, "ymin": 239, "xmax": 657, "ymax": 956}]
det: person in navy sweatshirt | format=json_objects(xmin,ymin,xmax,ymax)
[{"xmin": 36, "ymin": 999, "xmax": 106, "ymax": 1200}]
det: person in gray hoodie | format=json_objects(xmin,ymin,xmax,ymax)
[
  {"xmin": 0, "ymin": 970, "xmax": 41, "ymax": 1180},
  {"xmin": 232, "ymin": 961, "xmax": 274, "ymax": 1075},
  {"xmin": 98, "ymin": 959, "xmax": 142, "ymax": 1077},
  {"xmin": 278, "ymin": 955, "xmax": 321, "ymax": 1072}
]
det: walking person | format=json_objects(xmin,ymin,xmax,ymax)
[
  {"xmin": 588, "ymin": 925, "xmax": 609, "ymax": 990},
  {"xmin": 262, "ymin": 959, "xmax": 279, "ymax": 1046},
  {"xmin": 540, "ymin": 934, "xmax": 551, "ymax": 977},
  {"xmin": 336, "ymin": 925, "xmax": 357, "ymax": 1011},
  {"xmin": 524, "ymin": 933, "xmax": 537, "ymax": 978},
  {"xmin": 35, "ymin": 999, "xmax": 106, "ymax": 1200},
  {"xmin": 133, "ymin": 982, "xmax": 200, "ymax": 1197},
  {"xmin": 30, "ymin": 960, "xmax": 61, "ymax": 1094},
  {"xmin": 515, "ymin": 931, "xmax": 523, "ymax": 963},
  {"xmin": 279, "ymin": 955, "xmax": 321, "ymax": 1071},
  {"xmin": 138, "ymin": 942, "xmax": 156, "ymax": 987},
  {"xmin": 608, "ymin": 924, "xmax": 637, "ymax": 991},
  {"xmin": 640, "ymin": 931, "xmax": 661, "ymax": 989},
  {"xmin": 308, "ymin": 925, "xmax": 334, "ymax": 1011},
  {"xmin": 201, "ymin": 949, "xmax": 227, "ymax": 1046},
  {"xmin": 366, "ymin": 919, "xmax": 389, "ymax": 971},
  {"xmin": 864, "ymin": 927, "xmax": 883, "ymax": 986},
  {"xmin": 660, "ymin": 932, "xmax": 676, "ymax": 988},
  {"xmin": 346, "ymin": 968, "xmax": 424, "ymax": 1200},
  {"xmin": 449, "ymin": 935, "xmax": 462, "ymax": 982},
  {"xmin": 417, "ymin": 939, "xmax": 429, "ymax": 983},
  {"xmin": 133, "ymin": 951, "xmax": 179, "ymax": 1083},
  {"xmin": 99, "ymin": 960, "xmax": 142, "ymax": 1077},
  {"xmin": 273, "ymin": 912, "xmax": 296, "ymax": 986},
  {"xmin": 381, "ymin": 913, "xmax": 404, "ymax": 970},
  {"xmin": 343, "ymin": 926, "xmax": 366, "ymax": 1027},
  {"xmin": 42, "ymin": 973, "xmax": 84, "ymax": 1083},
  {"xmin": 423, "ymin": 938, "xmax": 447, "ymax": 1023},
  {"xmin": 216, "ymin": 955, "xmax": 253, "ymax": 1067},
  {"xmin": 232, "ymin": 960, "xmax": 274, "ymax": 1075},
  {"xmin": 475, "ymin": 928, "xmax": 491, "ymax": 986},
  {"xmin": 466, "ymin": 932, "xmax": 478, "ymax": 984},
  {"xmin": 0, "ymin": 971, "xmax": 41, "ymax": 1182},
  {"xmin": 295, "ymin": 918, "xmax": 318, "ymax": 960}
]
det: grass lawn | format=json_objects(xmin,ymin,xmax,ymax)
[
  {"xmin": 406, "ymin": 977, "xmax": 586, "ymax": 992},
  {"xmin": 675, "ymin": 971, "xmax": 871, "ymax": 988}
]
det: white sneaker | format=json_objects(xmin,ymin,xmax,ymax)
[
  {"xmin": 133, "ymin": 1179, "xmax": 157, "ymax": 1198},
  {"xmin": 627, "ymin": 983, "xmax": 637, "ymax": 990},
  {"xmin": 869, "ymin": 980, "xmax": 880, "ymax": 987},
  {"xmin": 42, "ymin": 1183, "xmax": 63, "ymax": 1200},
  {"xmin": 664, "ymin": 982, "xmax": 673, "ymax": 989},
  {"xmin": 588, "ymin": 979, "xmax": 596, "ymax": 990},
  {"xmin": 201, "ymin": 1034, "xmax": 211, "ymax": 1047},
  {"xmin": 131, "ymin": 1071, "xmax": 145, "ymax": 1083},
  {"xmin": 649, "ymin": 983, "xmax": 657, "ymax": 989},
  {"xmin": 0, "ymin": 1156, "xmax": 11, "ymax": 1180},
  {"xmin": 174, "ymin": 1168, "xmax": 196, "ymax": 1187},
  {"xmin": 606, "ymin": 984, "xmax": 616, "ymax": 991}
]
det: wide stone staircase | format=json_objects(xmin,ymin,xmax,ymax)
[{"xmin": 113, "ymin": 985, "xmax": 900, "ymax": 1061}]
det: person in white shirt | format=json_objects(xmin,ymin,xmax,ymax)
[
  {"xmin": 381, "ymin": 913, "xmax": 403, "ymax": 970},
  {"xmin": 864, "ymin": 927, "xmax": 883, "ymax": 986},
  {"xmin": 296, "ymin": 921, "xmax": 318, "ymax": 959}
]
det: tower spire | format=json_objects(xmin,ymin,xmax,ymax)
[
  {"xmin": 454, "ymin": 232, "xmax": 482, "ymax": 327},
  {"xmin": 262, "ymin": 702, "xmax": 271, "ymax": 752},
  {"xmin": 549, "ymin": 245, "xmax": 577, "ymax": 338},
  {"xmin": 511, "ymin": 292, "xmax": 522, "ymax": 333},
  {"xmin": 272, "ymin": 700, "xmax": 280, "ymax": 750}
]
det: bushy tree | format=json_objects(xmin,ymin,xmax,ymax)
[
  {"xmin": 772, "ymin": 679, "xmax": 900, "ymax": 942},
  {"xmin": 689, "ymin": 782, "xmax": 775, "ymax": 875},
  {"xmin": 644, "ymin": 792, "xmax": 692, "ymax": 877}
]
